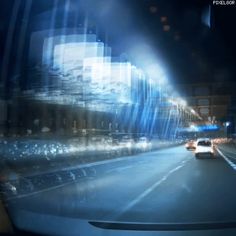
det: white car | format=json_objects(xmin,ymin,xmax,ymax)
[
  {"xmin": 195, "ymin": 138, "xmax": 215, "ymax": 158},
  {"xmin": 136, "ymin": 137, "xmax": 152, "ymax": 151},
  {"xmin": 119, "ymin": 136, "xmax": 135, "ymax": 149}
]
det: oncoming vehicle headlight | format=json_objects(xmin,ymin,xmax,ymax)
[
  {"xmin": 126, "ymin": 142, "xmax": 132, "ymax": 148},
  {"xmin": 137, "ymin": 141, "xmax": 148, "ymax": 149},
  {"xmin": 142, "ymin": 142, "xmax": 148, "ymax": 148}
]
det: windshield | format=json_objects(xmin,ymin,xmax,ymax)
[
  {"xmin": 197, "ymin": 141, "xmax": 212, "ymax": 146},
  {"xmin": 1, "ymin": 0, "xmax": 236, "ymax": 235}
]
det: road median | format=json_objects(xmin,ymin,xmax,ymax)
[{"xmin": 0, "ymin": 137, "xmax": 183, "ymax": 177}]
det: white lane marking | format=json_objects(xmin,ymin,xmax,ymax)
[
  {"xmin": 19, "ymin": 145, "xmax": 184, "ymax": 178},
  {"xmin": 106, "ymin": 165, "xmax": 133, "ymax": 174},
  {"xmin": 216, "ymin": 147, "xmax": 236, "ymax": 170},
  {"xmin": 218, "ymin": 148, "xmax": 236, "ymax": 161},
  {"xmin": 70, "ymin": 146, "xmax": 183, "ymax": 169},
  {"xmin": 8, "ymin": 147, "xmax": 186, "ymax": 200},
  {"xmin": 106, "ymin": 155, "xmax": 188, "ymax": 174},
  {"xmin": 116, "ymin": 166, "xmax": 133, "ymax": 172},
  {"xmin": 119, "ymin": 158, "xmax": 190, "ymax": 214}
]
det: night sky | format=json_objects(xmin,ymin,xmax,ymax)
[{"xmin": 0, "ymin": 0, "xmax": 235, "ymax": 86}]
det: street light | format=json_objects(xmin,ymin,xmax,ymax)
[
  {"xmin": 223, "ymin": 121, "xmax": 231, "ymax": 138},
  {"xmin": 179, "ymin": 99, "xmax": 187, "ymax": 107}
]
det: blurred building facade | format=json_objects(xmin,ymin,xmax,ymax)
[{"xmin": 179, "ymin": 82, "xmax": 236, "ymax": 135}]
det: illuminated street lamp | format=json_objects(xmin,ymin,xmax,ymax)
[
  {"xmin": 223, "ymin": 121, "xmax": 231, "ymax": 138},
  {"xmin": 179, "ymin": 99, "xmax": 187, "ymax": 107}
]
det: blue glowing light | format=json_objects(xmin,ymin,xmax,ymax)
[{"xmin": 196, "ymin": 124, "xmax": 220, "ymax": 132}]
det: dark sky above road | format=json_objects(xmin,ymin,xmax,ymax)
[{"xmin": 0, "ymin": 0, "xmax": 235, "ymax": 85}]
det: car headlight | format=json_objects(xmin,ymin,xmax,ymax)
[
  {"xmin": 126, "ymin": 142, "xmax": 132, "ymax": 148},
  {"xmin": 142, "ymin": 142, "xmax": 148, "ymax": 148}
]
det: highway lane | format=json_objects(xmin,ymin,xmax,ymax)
[{"xmin": 5, "ymin": 145, "xmax": 236, "ymax": 227}]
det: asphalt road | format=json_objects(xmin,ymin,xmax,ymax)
[{"xmin": 4, "ymin": 145, "xmax": 236, "ymax": 232}]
